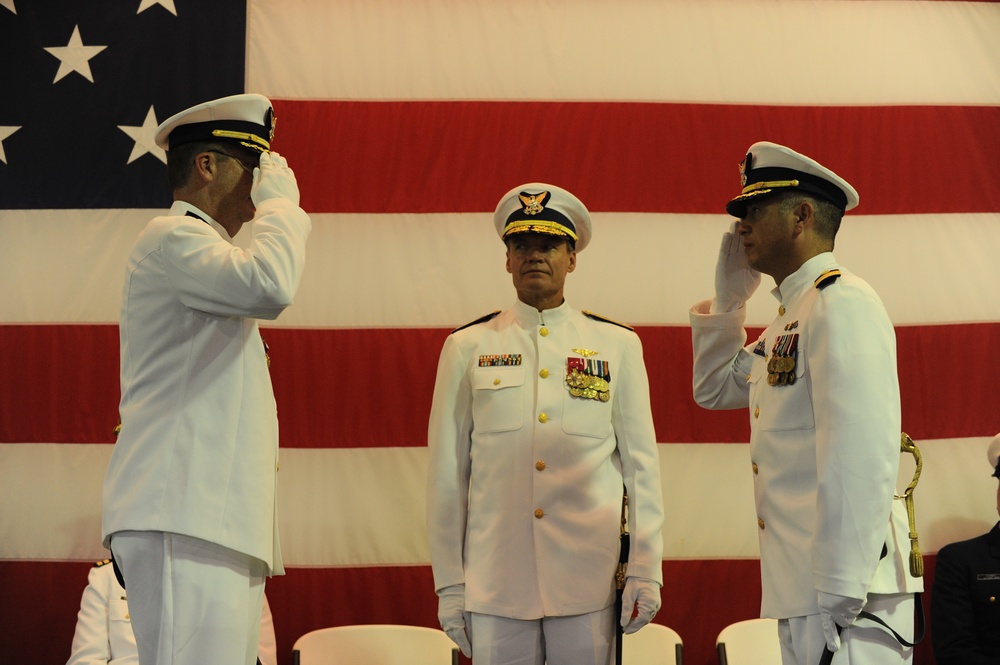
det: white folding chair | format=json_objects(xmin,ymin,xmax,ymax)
[
  {"xmin": 716, "ymin": 618, "xmax": 781, "ymax": 665},
  {"xmin": 292, "ymin": 624, "xmax": 458, "ymax": 665},
  {"xmin": 622, "ymin": 623, "xmax": 684, "ymax": 664}
]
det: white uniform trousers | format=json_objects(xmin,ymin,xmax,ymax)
[
  {"xmin": 111, "ymin": 531, "xmax": 266, "ymax": 665},
  {"xmin": 469, "ymin": 606, "xmax": 615, "ymax": 665},
  {"xmin": 777, "ymin": 594, "xmax": 916, "ymax": 665}
]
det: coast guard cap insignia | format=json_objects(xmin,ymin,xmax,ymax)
[
  {"xmin": 267, "ymin": 107, "xmax": 276, "ymax": 143},
  {"xmin": 739, "ymin": 153, "xmax": 751, "ymax": 187},
  {"xmin": 519, "ymin": 191, "xmax": 549, "ymax": 216}
]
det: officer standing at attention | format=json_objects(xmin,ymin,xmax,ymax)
[
  {"xmin": 931, "ymin": 433, "xmax": 1000, "ymax": 664},
  {"xmin": 688, "ymin": 143, "xmax": 921, "ymax": 664},
  {"xmin": 102, "ymin": 93, "xmax": 310, "ymax": 665},
  {"xmin": 426, "ymin": 183, "xmax": 664, "ymax": 665}
]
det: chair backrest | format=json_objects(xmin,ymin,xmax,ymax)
[
  {"xmin": 622, "ymin": 623, "xmax": 684, "ymax": 665},
  {"xmin": 715, "ymin": 618, "xmax": 781, "ymax": 665},
  {"xmin": 292, "ymin": 624, "xmax": 458, "ymax": 665}
]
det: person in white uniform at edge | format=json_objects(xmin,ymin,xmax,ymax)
[
  {"xmin": 101, "ymin": 93, "xmax": 310, "ymax": 665},
  {"xmin": 426, "ymin": 183, "xmax": 665, "ymax": 665},
  {"xmin": 66, "ymin": 558, "xmax": 278, "ymax": 665},
  {"xmin": 688, "ymin": 142, "xmax": 921, "ymax": 665}
]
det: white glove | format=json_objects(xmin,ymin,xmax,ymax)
[
  {"xmin": 620, "ymin": 577, "xmax": 661, "ymax": 635},
  {"xmin": 437, "ymin": 584, "xmax": 472, "ymax": 657},
  {"xmin": 251, "ymin": 151, "xmax": 300, "ymax": 207},
  {"xmin": 817, "ymin": 591, "xmax": 865, "ymax": 653},
  {"xmin": 711, "ymin": 220, "xmax": 760, "ymax": 313}
]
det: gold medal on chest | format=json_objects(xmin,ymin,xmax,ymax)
[{"xmin": 565, "ymin": 353, "xmax": 610, "ymax": 401}]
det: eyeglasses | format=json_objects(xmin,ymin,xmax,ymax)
[{"xmin": 208, "ymin": 150, "xmax": 256, "ymax": 175}]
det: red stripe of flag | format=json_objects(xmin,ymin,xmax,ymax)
[
  {"xmin": 275, "ymin": 102, "xmax": 1000, "ymax": 215},
  {"xmin": 3, "ymin": 323, "xmax": 996, "ymax": 445}
]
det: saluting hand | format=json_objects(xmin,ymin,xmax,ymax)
[
  {"xmin": 251, "ymin": 151, "xmax": 300, "ymax": 207},
  {"xmin": 712, "ymin": 220, "xmax": 760, "ymax": 313}
]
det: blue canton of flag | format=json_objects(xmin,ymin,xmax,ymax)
[{"xmin": 0, "ymin": 0, "xmax": 247, "ymax": 209}]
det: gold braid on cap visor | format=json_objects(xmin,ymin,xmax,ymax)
[
  {"xmin": 741, "ymin": 179, "xmax": 800, "ymax": 195},
  {"xmin": 503, "ymin": 219, "xmax": 578, "ymax": 241},
  {"xmin": 212, "ymin": 128, "xmax": 270, "ymax": 152}
]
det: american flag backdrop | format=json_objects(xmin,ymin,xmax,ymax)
[{"xmin": 1, "ymin": 1, "xmax": 999, "ymax": 663}]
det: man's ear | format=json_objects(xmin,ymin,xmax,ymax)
[
  {"xmin": 796, "ymin": 199, "xmax": 814, "ymax": 224},
  {"xmin": 791, "ymin": 199, "xmax": 813, "ymax": 237},
  {"xmin": 193, "ymin": 151, "xmax": 217, "ymax": 182}
]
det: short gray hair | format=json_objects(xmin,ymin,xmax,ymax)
[{"xmin": 776, "ymin": 192, "xmax": 843, "ymax": 242}]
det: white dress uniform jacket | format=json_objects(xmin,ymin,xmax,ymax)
[
  {"xmin": 427, "ymin": 300, "xmax": 664, "ymax": 619},
  {"xmin": 102, "ymin": 198, "xmax": 310, "ymax": 575},
  {"xmin": 689, "ymin": 253, "xmax": 920, "ymax": 619},
  {"xmin": 67, "ymin": 561, "xmax": 138, "ymax": 665}
]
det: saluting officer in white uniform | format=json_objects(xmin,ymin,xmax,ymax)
[
  {"xmin": 102, "ymin": 94, "xmax": 310, "ymax": 665},
  {"xmin": 689, "ymin": 143, "xmax": 921, "ymax": 665},
  {"xmin": 427, "ymin": 184, "xmax": 664, "ymax": 665}
]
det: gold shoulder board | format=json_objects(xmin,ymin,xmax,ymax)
[{"xmin": 814, "ymin": 269, "xmax": 842, "ymax": 290}]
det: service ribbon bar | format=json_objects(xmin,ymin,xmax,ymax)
[{"xmin": 478, "ymin": 354, "xmax": 522, "ymax": 367}]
